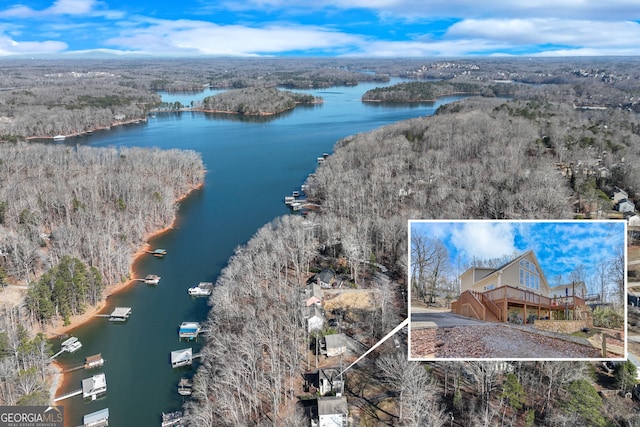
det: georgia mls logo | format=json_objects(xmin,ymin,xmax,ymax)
[{"xmin": 0, "ymin": 406, "xmax": 63, "ymax": 427}]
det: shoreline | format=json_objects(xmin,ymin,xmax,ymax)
[
  {"xmin": 48, "ymin": 181, "xmax": 204, "ymax": 404},
  {"xmin": 25, "ymin": 117, "xmax": 148, "ymax": 141},
  {"xmin": 361, "ymin": 91, "xmax": 482, "ymax": 103}
]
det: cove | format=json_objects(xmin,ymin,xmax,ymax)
[{"xmin": 52, "ymin": 78, "xmax": 466, "ymax": 426}]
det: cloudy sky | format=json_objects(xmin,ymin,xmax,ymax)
[
  {"xmin": 410, "ymin": 220, "xmax": 626, "ymax": 291},
  {"xmin": 0, "ymin": 0, "xmax": 639, "ymax": 57}
]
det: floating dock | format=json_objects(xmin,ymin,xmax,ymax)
[
  {"xmin": 188, "ymin": 282, "xmax": 213, "ymax": 297},
  {"xmin": 50, "ymin": 336, "xmax": 83, "ymax": 359},
  {"xmin": 179, "ymin": 322, "xmax": 201, "ymax": 340},
  {"xmin": 178, "ymin": 377, "xmax": 192, "ymax": 396},
  {"xmin": 144, "ymin": 274, "xmax": 161, "ymax": 285},
  {"xmin": 161, "ymin": 411, "xmax": 183, "ymax": 427},
  {"xmin": 147, "ymin": 248, "xmax": 167, "ymax": 258},
  {"xmin": 83, "ymin": 408, "xmax": 109, "ymax": 427}
]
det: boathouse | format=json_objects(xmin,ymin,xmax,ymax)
[
  {"xmin": 170, "ymin": 348, "xmax": 193, "ymax": 368},
  {"xmin": 83, "ymin": 408, "xmax": 109, "ymax": 427},
  {"xmin": 179, "ymin": 322, "xmax": 201, "ymax": 340},
  {"xmin": 109, "ymin": 307, "xmax": 132, "ymax": 321},
  {"xmin": 84, "ymin": 354, "xmax": 104, "ymax": 369},
  {"xmin": 82, "ymin": 373, "xmax": 107, "ymax": 400}
]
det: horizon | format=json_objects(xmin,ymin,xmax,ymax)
[{"xmin": 1, "ymin": 1, "xmax": 640, "ymax": 58}]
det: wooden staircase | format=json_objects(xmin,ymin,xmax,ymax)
[{"xmin": 453, "ymin": 290, "xmax": 502, "ymax": 322}]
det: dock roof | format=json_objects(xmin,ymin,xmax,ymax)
[
  {"xmin": 170, "ymin": 348, "xmax": 192, "ymax": 364},
  {"xmin": 83, "ymin": 408, "xmax": 109, "ymax": 425},
  {"xmin": 110, "ymin": 307, "xmax": 132, "ymax": 317}
]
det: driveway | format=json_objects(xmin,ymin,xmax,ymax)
[
  {"xmin": 411, "ymin": 306, "xmax": 488, "ymax": 329},
  {"xmin": 410, "ymin": 305, "xmax": 601, "ymax": 359}
]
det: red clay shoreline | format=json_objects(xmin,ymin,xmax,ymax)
[
  {"xmin": 48, "ymin": 182, "xmax": 204, "ymax": 411},
  {"xmin": 25, "ymin": 117, "xmax": 149, "ymax": 141}
]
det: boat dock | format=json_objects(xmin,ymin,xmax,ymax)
[
  {"xmin": 82, "ymin": 373, "xmax": 107, "ymax": 400},
  {"xmin": 146, "ymin": 248, "xmax": 167, "ymax": 257},
  {"xmin": 178, "ymin": 377, "xmax": 193, "ymax": 396},
  {"xmin": 141, "ymin": 274, "xmax": 161, "ymax": 285},
  {"xmin": 161, "ymin": 411, "xmax": 183, "ymax": 427},
  {"xmin": 85, "ymin": 353, "xmax": 105, "ymax": 369},
  {"xmin": 170, "ymin": 348, "xmax": 193, "ymax": 368},
  {"xmin": 50, "ymin": 336, "xmax": 83, "ymax": 359},
  {"xmin": 179, "ymin": 322, "xmax": 202, "ymax": 340},
  {"xmin": 94, "ymin": 307, "xmax": 133, "ymax": 321},
  {"xmin": 188, "ymin": 282, "xmax": 213, "ymax": 297},
  {"xmin": 83, "ymin": 408, "xmax": 109, "ymax": 427}
]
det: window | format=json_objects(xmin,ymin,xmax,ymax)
[{"xmin": 519, "ymin": 257, "xmax": 540, "ymax": 291}]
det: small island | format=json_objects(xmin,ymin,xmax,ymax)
[{"xmin": 200, "ymin": 87, "xmax": 322, "ymax": 115}]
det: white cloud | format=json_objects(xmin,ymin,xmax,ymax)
[
  {"xmin": 0, "ymin": 34, "xmax": 67, "ymax": 55},
  {"xmin": 0, "ymin": 0, "xmax": 122, "ymax": 19},
  {"xmin": 217, "ymin": 0, "xmax": 640, "ymax": 21},
  {"xmin": 448, "ymin": 19, "xmax": 640, "ymax": 49},
  {"xmin": 451, "ymin": 222, "xmax": 517, "ymax": 262},
  {"xmin": 350, "ymin": 38, "xmax": 513, "ymax": 57},
  {"xmin": 105, "ymin": 19, "xmax": 363, "ymax": 56}
]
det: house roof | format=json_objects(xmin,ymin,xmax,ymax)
[
  {"xmin": 459, "ymin": 250, "xmax": 551, "ymax": 293},
  {"xmin": 325, "ymin": 333, "xmax": 346, "ymax": 350},
  {"xmin": 459, "ymin": 250, "xmax": 534, "ymax": 280},
  {"xmin": 317, "ymin": 396, "xmax": 348, "ymax": 416},
  {"xmin": 317, "ymin": 269, "xmax": 335, "ymax": 283}
]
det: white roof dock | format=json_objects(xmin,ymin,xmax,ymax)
[
  {"xmin": 109, "ymin": 307, "xmax": 132, "ymax": 321},
  {"xmin": 83, "ymin": 408, "xmax": 109, "ymax": 427},
  {"xmin": 170, "ymin": 348, "xmax": 193, "ymax": 368},
  {"xmin": 82, "ymin": 373, "xmax": 107, "ymax": 399}
]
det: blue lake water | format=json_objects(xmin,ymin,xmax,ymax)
[{"xmin": 54, "ymin": 79, "xmax": 466, "ymax": 426}]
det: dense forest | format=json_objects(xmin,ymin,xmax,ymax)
[
  {"xmin": 0, "ymin": 143, "xmax": 204, "ymax": 405},
  {"xmin": 361, "ymin": 81, "xmax": 515, "ymax": 102},
  {"xmin": 201, "ymin": 87, "xmax": 320, "ymax": 115}
]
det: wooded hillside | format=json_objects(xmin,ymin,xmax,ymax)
[
  {"xmin": 202, "ymin": 87, "xmax": 320, "ymax": 115},
  {"xmin": 0, "ymin": 143, "xmax": 204, "ymax": 318}
]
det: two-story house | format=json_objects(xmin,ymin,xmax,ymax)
[{"xmin": 452, "ymin": 250, "xmax": 585, "ymax": 323}]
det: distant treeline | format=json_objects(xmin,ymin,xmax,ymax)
[{"xmin": 361, "ymin": 81, "xmax": 516, "ymax": 102}]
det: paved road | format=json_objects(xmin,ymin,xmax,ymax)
[{"xmin": 411, "ymin": 306, "xmax": 488, "ymax": 329}]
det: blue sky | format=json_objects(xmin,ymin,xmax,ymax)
[
  {"xmin": 1, "ymin": 0, "xmax": 640, "ymax": 57},
  {"xmin": 410, "ymin": 220, "xmax": 626, "ymax": 291}
]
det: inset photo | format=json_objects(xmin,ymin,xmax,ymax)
[{"xmin": 409, "ymin": 220, "xmax": 627, "ymax": 361}]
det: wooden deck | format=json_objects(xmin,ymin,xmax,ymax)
[{"xmin": 453, "ymin": 285, "xmax": 585, "ymax": 322}]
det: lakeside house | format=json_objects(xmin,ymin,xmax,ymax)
[
  {"xmin": 305, "ymin": 283, "xmax": 324, "ymax": 307},
  {"xmin": 313, "ymin": 396, "xmax": 349, "ymax": 427},
  {"xmin": 306, "ymin": 306, "xmax": 325, "ymax": 333},
  {"xmin": 324, "ymin": 334, "xmax": 347, "ymax": 357},
  {"xmin": 452, "ymin": 250, "xmax": 585, "ymax": 323},
  {"xmin": 316, "ymin": 269, "xmax": 336, "ymax": 289},
  {"xmin": 318, "ymin": 368, "xmax": 344, "ymax": 396}
]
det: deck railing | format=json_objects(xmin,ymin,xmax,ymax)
[{"xmin": 483, "ymin": 285, "xmax": 585, "ymax": 308}]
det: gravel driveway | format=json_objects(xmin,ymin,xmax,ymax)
[{"xmin": 411, "ymin": 324, "xmax": 602, "ymax": 359}]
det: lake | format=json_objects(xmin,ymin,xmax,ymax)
[{"xmin": 53, "ymin": 79, "xmax": 466, "ymax": 426}]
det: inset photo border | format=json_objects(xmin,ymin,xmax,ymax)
[{"xmin": 408, "ymin": 219, "xmax": 627, "ymax": 361}]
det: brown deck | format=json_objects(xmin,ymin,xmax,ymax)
[{"xmin": 452, "ymin": 285, "xmax": 585, "ymax": 323}]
